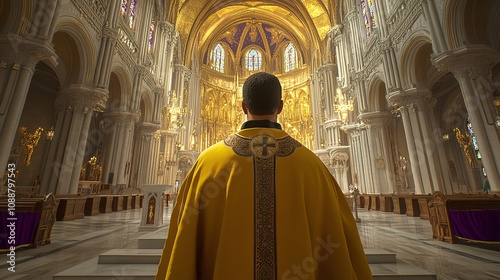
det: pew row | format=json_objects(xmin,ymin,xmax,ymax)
[
  {"xmin": 428, "ymin": 191, "xmax": 500, "ymax": 244},
  {"xmin": 0, "ymin": 193, "xmax": 59, "ymax": 249}
]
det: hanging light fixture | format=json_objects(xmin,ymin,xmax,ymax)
[{"xmin": 46, "ymin": 127, "xmax": 55, "ymax": 140}]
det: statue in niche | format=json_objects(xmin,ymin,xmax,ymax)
[{"xmin": 147, "ymin": 196, "xmax": 156, "ymax": 224}]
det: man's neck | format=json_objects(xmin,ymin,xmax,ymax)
[{"xmin": 246, "ymin": 114, "xmax": 278, "ymax": 122}]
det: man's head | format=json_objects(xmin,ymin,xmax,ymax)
[{"xmin": 242, "ymin": 72, "xmax": 283, "ymax": 117}]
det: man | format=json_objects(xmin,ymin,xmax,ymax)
[{"xmin": 156, "ymin": 72, "xmax": 372, "ymax": 279}]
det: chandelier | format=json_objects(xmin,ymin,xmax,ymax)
[{"xmin": 333, "ymin": 88, "xmax": 354, "ymax": 123}]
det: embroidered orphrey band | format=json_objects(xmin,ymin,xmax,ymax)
[{"xmin": 224, "ymin": 134, "xmax": 301, "ymax": 279}]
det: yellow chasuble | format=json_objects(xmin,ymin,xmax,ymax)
[{"xmin": 156, "ymin": 127, "xmax": 372, "ymax": 280}]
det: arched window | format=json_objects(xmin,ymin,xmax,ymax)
[
  {"xmin": 121, "ymin": 0, "xmax": 137, "ymax": 29},
  {"xmin": 284, "ymin": 42, "xmax": 298, "ymax": 72},
  {"xmin": 121, "ymin": 0, "xmax": 128, "ymax": 17},
  {"xmin": 148, "ymin": 14, "xmax": 156, "ymax": 53},
  {"xmin": 245, "ymin": 49, "xmax": 262, "ymax": 71},
  {"xmin": 212, "ymin": 44, "xmax": 225, "ymax": 73},
  {"xmin": 128, "ymin": 0, "xmax": 137, "ymax": 28},
  {"xmin": 360, "ymin": 0, "xmax": 377, "ymax": 38}
]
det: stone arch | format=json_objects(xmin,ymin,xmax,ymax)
[
  {"xmin": 366, "ymin": 77, "xmax": 388, "ymax": 112},
  {"xmin": 399, "ymin": 33, "xmax": 434, "ymax": 89},
  {"xmin": 14, "ymin": 61, "xmax": 59, "ymax": 186},
  {"xmin": 51, "ymin": 20, "xmax": 95, "ymax": 87},
  {"xmin": 108, "ymin": 66, "xmax": 133, "ymax": 112},
  {"xmin": 444, "ymin": 0, "xmax": 500, "ymax": 49},
  {"xmin": 140, "ymin": 91, "xmax": 154, "ymax": 123},
  {"xmin": 0, "ymin": 0, "xmax": 34, "ymax": 34}
]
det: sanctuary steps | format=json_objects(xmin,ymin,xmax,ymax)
[{"xmin": 53, "ymin": 227, "xmax": 436, "ymax": 280}]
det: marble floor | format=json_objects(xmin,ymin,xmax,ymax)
[{"xmin": 0, "ymin": 206, "xmax": 499, "ymax": 280}]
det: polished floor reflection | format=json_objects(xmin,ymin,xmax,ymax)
[{"xmin": 0, "ymin": 205, "xmax": 499, "ymax": 279}]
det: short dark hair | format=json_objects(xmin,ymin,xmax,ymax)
[{"xmin": 242, "ymin": 72, "xmax": 282, "ymax": 115}]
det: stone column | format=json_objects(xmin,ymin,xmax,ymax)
[
  {"xmin": 433, "ymin": 46, "xmax": 500, "ymax": 193},
  {"xmin": 359, "ymin": 128, "xmax": 376, "ymax": 193},
  {"xmin": 0, "ymin": 44, "xmax": 56, "ymax": 172},
  {"xmin": 420, "ymin": 0, "xmax": 448, "ymax": 53},
  {"xmin": 398, "ymin": 103, "xmax": 424, "ymax": 194},
  {"xmin": 359, "ymin": 111, "xmax": 396, "ymax": 194},
  {"xmin": 101, "ymin": 111, "xmax": 140, "ymax": 190},
  {"xmin": 135, "ymin": 122, "xmax": 161, "ymax": 185},
  {"xmin": 43, "ymin": 86, "xmax": 107, "ymax": 195}
]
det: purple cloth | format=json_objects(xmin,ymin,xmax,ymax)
[
  {"xmin": 449, "ymin": 209, "xmax": 500, "ymax": 242},
  {"xmin": 0, "ymin": 211, "xmax": 41, "ymax": 249}
]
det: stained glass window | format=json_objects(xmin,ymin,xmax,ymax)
[
  {"xmin": 121, "ymin": 0, "xmax": 128, "ymax": 17},
  {"xmin": 246, "ymin": 49, "xmax": 261, "ymax": 71},
  {"xmin": 466, "ymin": 117, "xmax": 481, "ymax": 159},
  {"xmin": 284, "ymin": 42, "xmax": 298, "ymax": 72},
  {"xmin": 212, "ymin": 44, "xmax": 225, "ymax": 73},
  {"xmin": 360, "ymin": 0, "xmax": 377, "ymax": 38},
  {"xmin": 148, "ymin": 14, "xmax": 156, "ymax": 53},
  {"xmin": 128, "ymin": 0, "xmax": 136, "ymax": 28}
]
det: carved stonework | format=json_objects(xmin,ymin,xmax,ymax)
[
  {"xmin": 104, "ymin": 111, "xmax": 140, "ymax": 125},
  {"xmin": 359, "ymin": 111, "xmax": 393, "ymax": 127},
  {"xmin": 57, "ymin": 86, "xmax": 108, "ymax": 112},
  {"xmin": 432, "ymin": 46, "xmax": 500, "ymax": 79}
]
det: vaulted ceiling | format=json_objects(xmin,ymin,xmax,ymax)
[{"xmin": 166, "ymin": 0, "xmax": 341, "ymax": 66}]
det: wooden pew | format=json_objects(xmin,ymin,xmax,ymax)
[
  {"xmin": 369, "ymin": 194, "xmax": 380, "ymax": 211},
  {"xmin": 417, "ymin": 195, "xmax": 434, "ymax": 220},
  {"xmin": 84, "ymin": 196, "xmax": 101, "ymax": 216},
  {"xmin": 56, "ymin": 195, "xmax": 87, "ymax": 221},
  {"xmin": 122, "ymin": 195, "xmax": 132, "ymax": 210},
  {"xmin": 362, "ymin": 194, "xmax": 371, "ymax": 210},
  {"xmin": 379, "ymin": 194, "xmax": 394, "ymax": 212},
  {"xmin": 392, "ymin": 196, "xmax": 407, "ymax": 214},
  {"xmin": 357, "ymin": 195, "xmax": 365, "ymax": 208},
  {"xmin": 99, "ymin": 195, "xmax": 113, "ymax": 213},
  {"xmin": 428, "ymin": 191, "xmax": 500, "ymax": 244},
  {"xmin": 0, "ymin": 193, "xmax": 59, "ymax": 248}
]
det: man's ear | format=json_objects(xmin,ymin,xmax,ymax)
[
  {"xmin": 276, "ymin": 100, "xmax": 284, "ymax": 114},
  {"xmin": 242, "ymin": 102, "xmax": 248, "ymax": 114}
]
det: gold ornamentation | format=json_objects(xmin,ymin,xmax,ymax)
[
  {"xmin": 454, "ymin": 127, "xmax": 473, "ymax": 167},
  {"xmin": 250, "ymin": 135, "xmax": 278, "ymax": 159},
  {"xmin": 19, "ymin": 127, "xmax": 44, "ymax": 166},
  {"xmin": 224, "ymin": 133, "xmax": 301, "ymax": 278}
]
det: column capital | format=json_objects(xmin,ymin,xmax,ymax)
[
  {"xmin": 0, "ymin": 35, "xmax": 56, "ymax": 67},
  {"xmin": 379, "ymin": 38, "xmax": 392, "ymax": 51},
  {"xmin": 328, "ymin": 24, "xmax": 343, "ymax": 39},
  {"xmin": 104, "ymin": 111, "xmax": 140, "ymax": 125},
  {"xmin": 57, "ymin": 85, "xmax": 108, "ymax": 112},
  {"xmin": 432, "ymin": 45, "xmax": 500, "ymax": 79},
  {"xmin": 358, "ymin": 111, "xmax": 393, "ymax": 126},
  {"xmin": 137, "ymin": 122, "xmax": 161, "ymax": 134},
  {"xmin": 102, "ymin": 24, "xmax": 119, "ymax": 40},
  {"xmin": 387, "ymin": 88, "xmax": 432, "ymax": 108}
]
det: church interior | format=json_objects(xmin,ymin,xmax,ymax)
[{"xmin": 1, "ymin": 0, "xmax": 500, "ymax": 279}]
